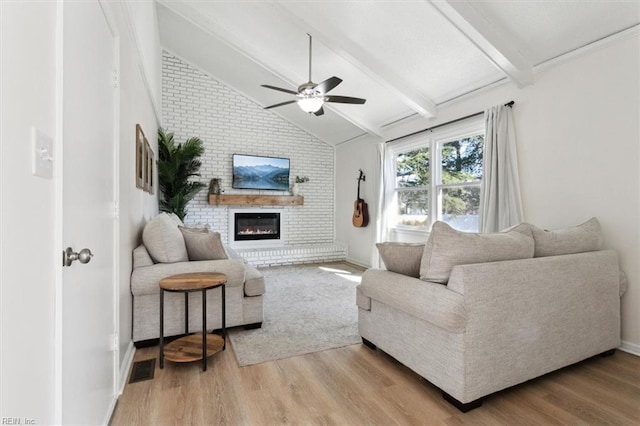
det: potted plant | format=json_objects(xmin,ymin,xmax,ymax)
[
  {"xmin": 292, "ymin": 176, "xmax": 309, "ymax": 196},
  {"xmin": 157, "ymin": 128, "xmax": 206, "ymax": 221}
]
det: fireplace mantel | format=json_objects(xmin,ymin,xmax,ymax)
[{"xmin": 208, "ymin": 194, "xmax": 303, "ymax": 207}]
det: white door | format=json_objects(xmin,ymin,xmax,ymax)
[{"xmin": 60, "ymin": 1, "xmax": 117, "ymax": 424}]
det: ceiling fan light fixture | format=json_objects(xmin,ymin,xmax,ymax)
[
  {"xmin": 298, "ymin": 97, "xmax": 324, "ymax": 113},
  {"xmin": 261, "ymin": 34, "xmax": 366, "ymax": 114}
]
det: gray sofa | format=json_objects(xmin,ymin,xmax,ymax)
[
  {"xmin": 358, "ymin": 219, "xmax": 626, "ymax": 411},
  {"xmin": 130, "ymin": 213, "xmax": 265, "ymax": 344}
]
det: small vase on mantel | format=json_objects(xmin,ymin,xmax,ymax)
[{"xmin": 292, "ymin": 176, "xmax": 309, "ymax": 196}]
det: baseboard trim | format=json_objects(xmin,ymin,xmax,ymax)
[
  {"xmin": 619, "ymin": 340, "xmax": 640, "ymax": 356},
  {"xmin": 118, "ymin": 341, "xmax": 136, "ymax": 394},
  {"xmin": 104, "ymin": 396, "xmax": 118, "ymax": 426},
  {"xmin": 346, "ymin": 257, "xmax": 371, "ymax": 269},
  {"xmin": 104, "ymin": 341, "xmax": 136, "ymax": 425}
]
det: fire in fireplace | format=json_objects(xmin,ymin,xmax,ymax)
[{"xmin": 234, "ymin": 212, "xmax": 280, "ymax": 241}]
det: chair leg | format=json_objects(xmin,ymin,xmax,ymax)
[{"xmin": 442, "ymin": 392, "xmax": 483, "ymax": 413}]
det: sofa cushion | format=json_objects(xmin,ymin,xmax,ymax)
[
  {"xmin": 244, "ymin": 265, "xmax": 266, "ymax": 296},
  {"xmin": 376, "ymin": 242, "xmax": 425, "ymax": 278},
  {"xmin": 166, "ymin": 212, "xmax": 185, "ymax": 227},
  {"xmin": 420, "ymin": 221, "xmax": 534, "ymax": 284},
  {"xmin": 530, "ymin": 217, "xmax": 602, "ymax": 257},
  {"xmin": 142, "ymin": 213, "xmax": 188, "ymax": 263},
  {"xmin": 179, "ymin": 227, "xmax": 228, "ymax": 261},
  {"xmin": 179, "ymin": 225, "xmax": 208, "ymax": 234}
]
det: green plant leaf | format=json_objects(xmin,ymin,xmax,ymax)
[{"xmin": 157, "ymin": 128, "xmax": 206, "ymax": 221}]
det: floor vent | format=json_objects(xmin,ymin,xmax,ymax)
[{"xmin": 128, "ymin": 358, "xmax": 155, "ymax": 384}]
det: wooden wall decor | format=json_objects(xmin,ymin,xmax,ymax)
[
  {"xmin": 136, "ymin": 124, "xmax": 155, "ymax": 194},
  {"xmin": 136, "ymin": 124, "xmax": 146, "ymax": 189}
]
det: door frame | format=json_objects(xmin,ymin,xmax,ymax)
[{"xmin": 53, "ymin": 1, "xmax": 121, "ymax": 423}]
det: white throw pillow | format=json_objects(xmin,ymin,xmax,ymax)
[
  {"xmin": 376, "ymin": 242, "xmax": 425, "ymax": 278},
  {"xmin": 530, "ymin": 217, "xmax": 602, "ymax": 257},
  {"xmin": 420, "ymin": 221, "xmax": 534, "ymax": 284},
  {"xmin": 142, "ymin": 213, "xmax": 189, "ymax": 263},
  {"xmin": 165, "ymin": 212, "xmax": 184, "ymax": 227}
]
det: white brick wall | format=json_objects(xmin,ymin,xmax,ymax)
[
  {"xmin": 162, "ymin": 51, "xmax": 336, "ymax": 250},
  {"xmin": 238, "ymin": 242, "xmax": 348, "ymax": 268}
]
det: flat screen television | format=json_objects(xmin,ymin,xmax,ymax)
[{"xmin": 232, "ymin": 154, "xmax": 290, "ymax": 191}]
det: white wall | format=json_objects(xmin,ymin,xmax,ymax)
[
  {"xmin": 335, "ymin": 135, "xmax": 381, "ymax": 267},
  {"xmin": 0, "ymin": 3, "xmax": 161, "ymax": 421},
  {"xmin": 110, "ymin": 2, "xmax": 162, "ymax": 372},
  {"xmin": 162, "ymin": 52, "xmax": 335, "ymax": 245},
  {"xmin": 337, "ymin": 32, "xmax": 640, "ymax": 349},
  {"xmin": 514, "ymin": 35, "xmax": 639, "ymax": 351},
  {"xmin": 124, "ymin": 1, "xmax": 162, "ymax": 119},
  {"xmin": 0, "ymin": 3, "xmax": 58, "ymax": 422}
]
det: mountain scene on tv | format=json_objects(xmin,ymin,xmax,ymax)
[{"xmin": 233, "ymin": 155, "xmax": 290, "ymax": 190}]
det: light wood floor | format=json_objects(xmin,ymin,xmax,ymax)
[{"xmin": 111, "ymin": 340, "xmax": 640, "ymax": 425}]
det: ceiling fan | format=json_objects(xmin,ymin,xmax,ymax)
[{"xmin": 261, "ymin": 34, "xmax": 366, "ymax": 116}]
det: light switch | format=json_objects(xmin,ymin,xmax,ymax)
[{"xmin": 32, "ymin": 127, "xmax": 54, "ymax": 179}]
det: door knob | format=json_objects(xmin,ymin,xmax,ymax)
[{"xmin": 63, "ymin": 247, "xmax": 94, "ymax": 267}]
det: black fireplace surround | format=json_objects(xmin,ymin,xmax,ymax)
[{"xmin": 234, "ymin": 212, "xmax": 281, "ymax": 241}]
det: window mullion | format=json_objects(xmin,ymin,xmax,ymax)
[{"xmin": 432, "ymin": 138, "xmax": 442, "ymax": 225}]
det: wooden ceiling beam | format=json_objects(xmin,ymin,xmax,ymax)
[{"xmin": 429, "ymin": 0, "xmax": 534, "ymax": 88}]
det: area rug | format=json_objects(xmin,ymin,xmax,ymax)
[{"xmin": 228, "ymin": 262, "xmax": 363, "ymax": 366}]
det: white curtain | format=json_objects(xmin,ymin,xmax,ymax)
[
  {"xmin": 479, "ymin": 105, "xmax": 524, "ymax": 233},
  {"xmin": 372, "ymin": 142, "xmax": 387, "ymax": 267}
]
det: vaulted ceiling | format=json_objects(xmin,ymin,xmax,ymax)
[{"xmin": 157, "ymin": 1, "xmax": 639, "ymax": 145}]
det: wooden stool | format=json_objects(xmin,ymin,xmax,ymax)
[{"xmin": 159, "ymin": 272, "xmax": 226, "ymax": 371}]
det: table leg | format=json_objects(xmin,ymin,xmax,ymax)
[
  {"xmin": 185, "ymin": 292, "xmax": 189, "ymax": 335},
  {"xmin": 222, "ymin": 284, "xmax": 226, "ymax": 350},
  {"xmin": 159, "ymin": 289, "xmax": 164, "ymax": 369},
  {"xmin": 202, "ymin": 288, "xmax": 207, "ymax": 371}
]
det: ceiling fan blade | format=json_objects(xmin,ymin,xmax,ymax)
[
  {"xmin": 313, "ymin": 106, "xmax": 325, "ymax": 116},
  {"xmin": 324, "ymin": 95, "xmax": 367, "ymax": 104},
  {"xmin": 314, "ymin": 76, "xmax": 342, "ymax": 94},
  {"xmin": 261, "ymin": 84, "xmax": 299, "ymax": 95},
  {"xmin": 264, "ymin": 100, "xmax": 297, "ymax": 109}
]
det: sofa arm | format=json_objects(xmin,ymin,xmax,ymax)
[
  {"xmin": 445, "ymin": 250, "xmax": 621, "ymax": 401},
  {"xmin": 133, "ymin": 244, "xmax": 153, "ymax": 268},
  {"xmin": 244, "ymin": 265, "xmax": 265, "ymax": 296},
  {"xmin": 360, "ymin": 269, "xmax": 466, "ymax": 333},
  {"xmin": 131, "ymin": 259, "xmax": 246, "ymax": 296}
]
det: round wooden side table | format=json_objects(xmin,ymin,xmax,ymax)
[{"xmin": 159, "ymin": 272, "xmax": 227, "ymax": 372}]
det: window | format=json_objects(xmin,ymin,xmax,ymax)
[{"xmin": 387, "ymin": 118, "xmax": 484, "ymax": 233}]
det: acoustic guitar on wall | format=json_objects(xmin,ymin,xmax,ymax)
[{"xmin": 352, "ymin": 169, "xmax": 369, "ymax": 228}]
